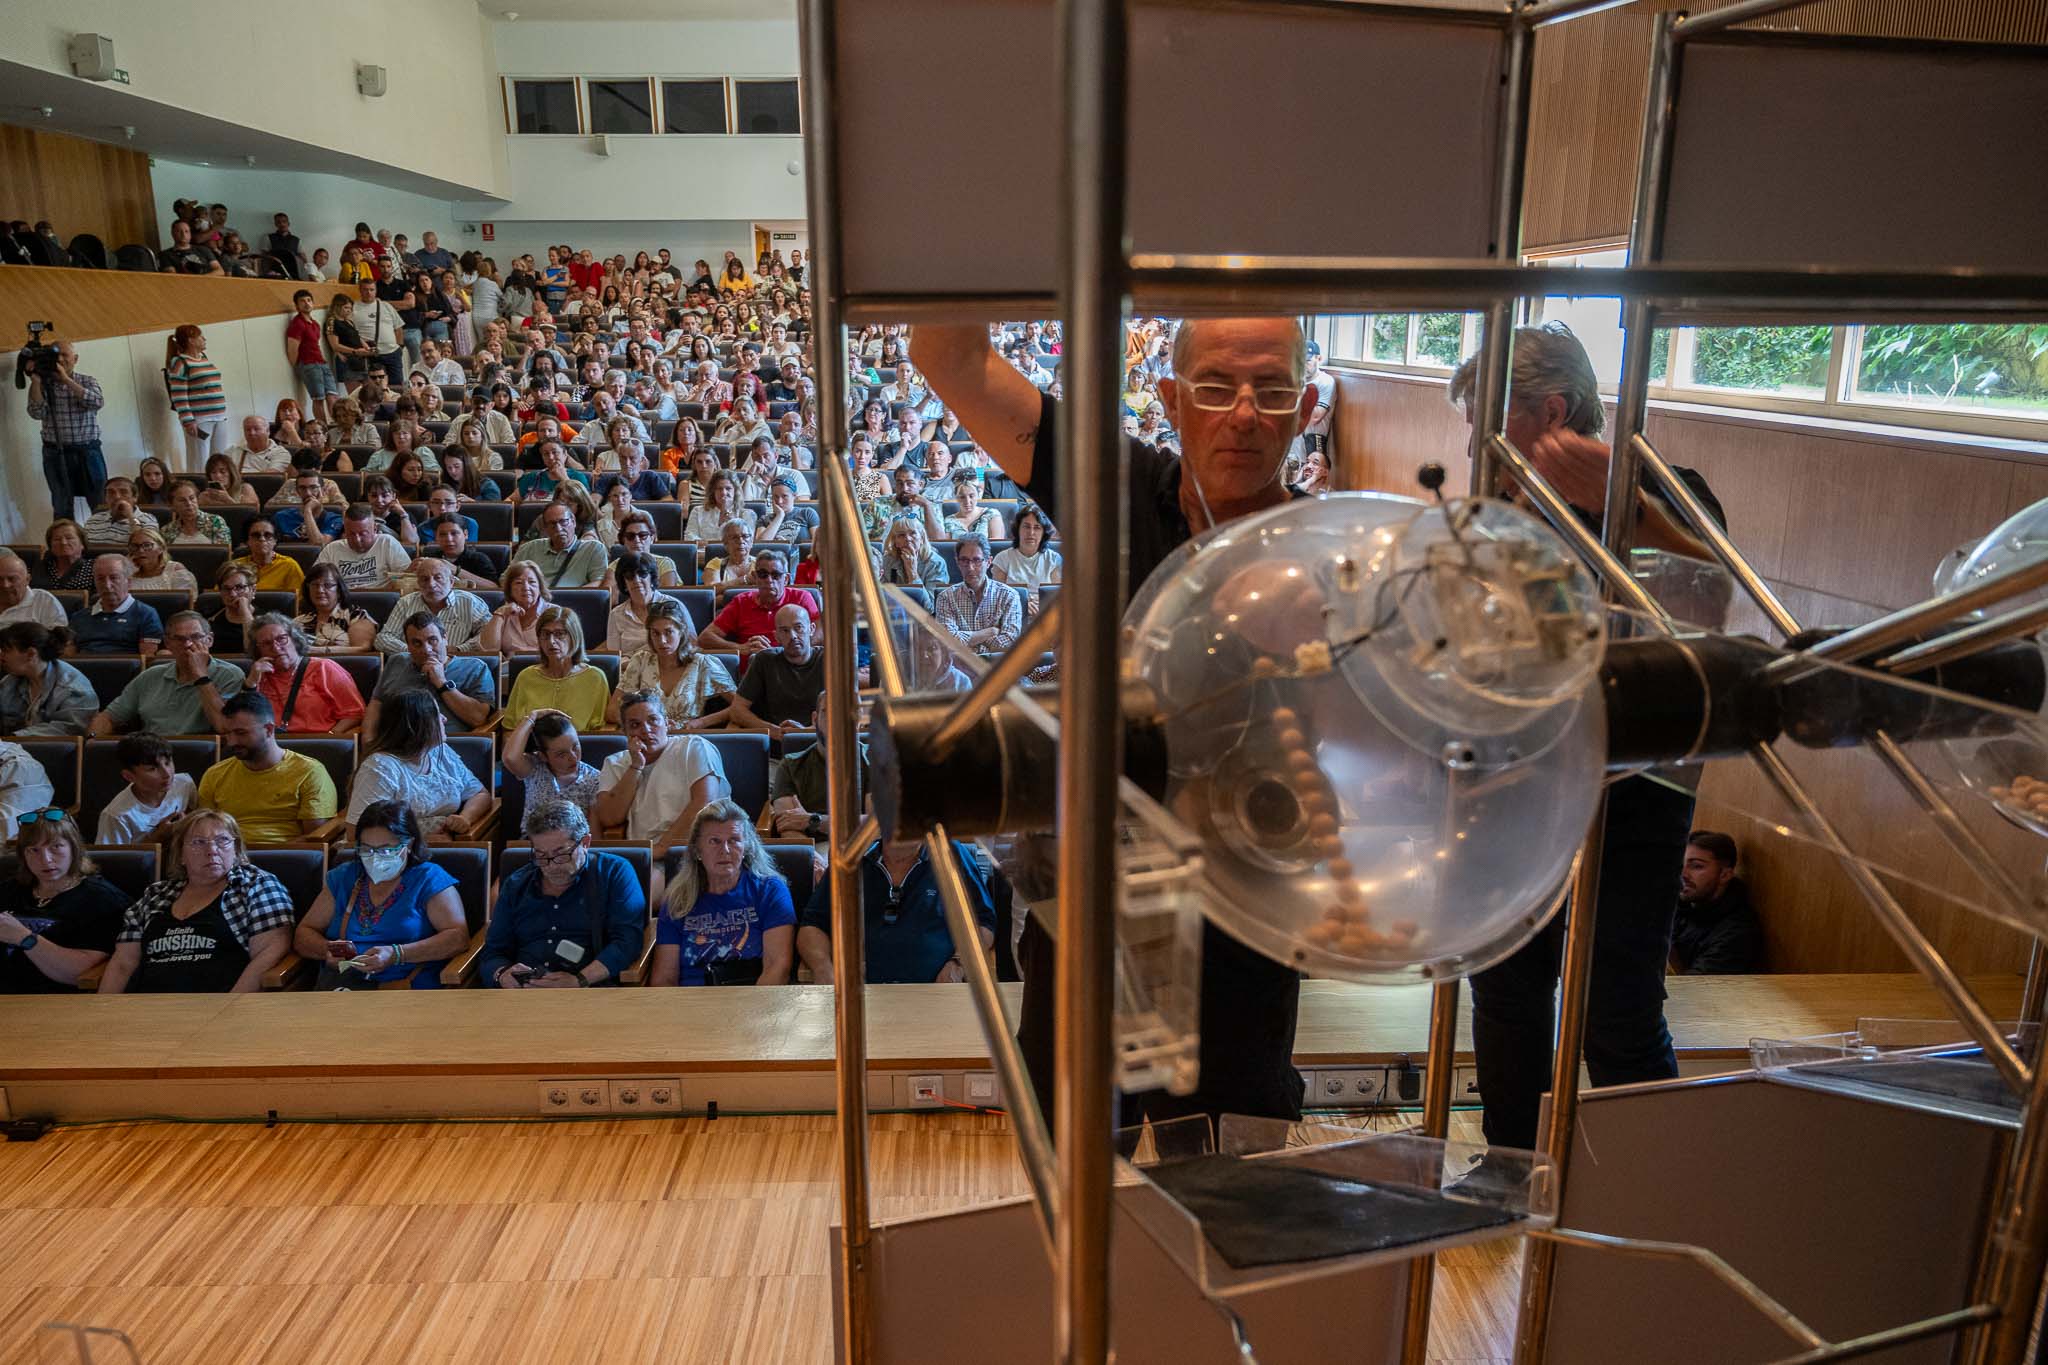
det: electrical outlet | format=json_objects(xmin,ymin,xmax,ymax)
[
  {"xmin": 907, "ymin": 1073, "xmax": 945, "ymax": 1108},
  {"xmin": 642, "ymin": 1078, "xmax": 683, "ymax": 1112},
  {"xmin": 1313, "ymin": 1068, "xmax": 1389, "ymax": 1108},
  {"xmin": 965, "ymin": 1072, "xmax": 997, "ymax": 1104},
  {"xmin": 609, "ymin": 1079, "xmax": 648, "ymax": 1111},
  {"xmin": 536, "ymin": 1080, "xmax": 581, "ymax": 1113},
  {"xmin": 1453, "ymin": 1065, "xmax": 1482, "ymax": 1102}
]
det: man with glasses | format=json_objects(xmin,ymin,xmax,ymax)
[
  {"xmin": 480, "ymin": 800, "xmax": 647, "ymax": 989},
  {"xmin": 698, "ymin": 548, "xmax": 820, "ymax": 677},
  {"xmin": 372, "ymin": 557, "xmax": 491, "ymax": 657},
  {"xmin": 934, "ymin": 533, "xmax": 1022, "ymax": 657},
  {"xmin": 511, "ymin": 503, "xmax": 607, "ymax": 589},
  {"xmin": 90, "ymin": 609, "xmax": 243, "ymax": 736},
  {"xmin": 917, "ymin": 317, "xmax": 1321, "ymax": 1126}
]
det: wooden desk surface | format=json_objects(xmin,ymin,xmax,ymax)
[{"xmin": 0, "ymin": 974, "xmax": 2022, "ymax": 1083}]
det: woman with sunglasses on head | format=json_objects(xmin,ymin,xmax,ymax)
[
  {"xmin": 98, "ymin": 809, "xmax": 293, "ymax": 994},
  {"xmin": 291, "ymin": 800, "xmax": 466, "ymax": 990},
  {"xmin": 0, "ymin": 809, "xmax": 127, "ymax": 993}
]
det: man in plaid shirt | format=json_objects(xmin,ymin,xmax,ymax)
[
  {"xmin": 934, "ymin": 532, "xmax": 1023, "ymax": 656},
  {"xmin": 23, "ymin": 339, "xmax": 107, "ymax": 520}
]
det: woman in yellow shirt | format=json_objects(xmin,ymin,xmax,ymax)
[
  {"xmin": 502, "ymin": 606, "xmax": 610, "ymax": 731},
  {"xmin": 233, "ymin": 516, "xmax": 306, "ymax": 594}
]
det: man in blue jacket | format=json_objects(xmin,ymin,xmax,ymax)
[{"xmin": 481, "ymin": 801, "xmax": 647, "ymax": 987}]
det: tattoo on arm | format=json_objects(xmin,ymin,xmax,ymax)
[{"xmin": 1017, "ymin": 427, "xmax": 1037, "ymax": 446}]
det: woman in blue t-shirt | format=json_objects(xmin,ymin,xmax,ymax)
[
  {"xmin": 290, "ymin": 800, "xmax": 468, "ymax": 989},
  {"xmin": 652, "ymin": 799, "xmax": 794, "ymax": 987}
]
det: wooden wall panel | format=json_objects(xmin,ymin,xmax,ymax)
[
  {"xmin": 0, "ymin": 123, "xmax": 158, "ymax": 251},
  {"xmin": 0, "ymin": 265, "xmax": 319, "ymax": 349},
  {"xmin": 1519, "ymin": 0, "xmax": 2047, "ymax": 252},
  {"xmin": 1331, "ymin": 368, "xmax": 2046, "ymax": 974}
]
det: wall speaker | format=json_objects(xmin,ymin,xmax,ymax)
[
  {"xmin": 68, "ymin": 33, "xmax": 117, "ymax": 82},
  {"xmin": 356, "ymin": 63, "xmax": 387, "ymax": 98}
]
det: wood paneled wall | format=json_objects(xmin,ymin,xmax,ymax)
[
  {"xmin": 1331, "ymin": 368, "xmax": 2046, "ymax": 976},
  {"xmin": 1520, "ymin": 0, "xmax": 2047, "ymax": 250},
  {"xmin": 0, "ymin": 124, "xmax": 158, "ymax": 252},
  {"xmin": 0, "ymin": 265, "xmax": 319, "ymax": 349}
]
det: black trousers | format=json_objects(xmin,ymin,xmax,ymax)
[{"xmin": 1468, "ymin": 774, "xmax": 1695, "ymax": 1150}]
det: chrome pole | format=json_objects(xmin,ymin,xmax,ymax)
[
  {"xmin": 1875, "ymin": 601, "xmax": 2048, "ymax": 674},
  {"xmin": 1509, "ymin": 811, "xmax": 1610, "ymax": 1365},
  {"xmin": 926, "ymin": 823, "xmax": 1063, "ymax": 1248},
  {"xmin": 1056, "ymin": 0, "xmax": 1129, "ymax": 1353},
  {"xmin": 1781, "ymin": 558, "xmax": 2048, "ymax": 673},
  {"xmin": 1490, "ymin": 434, "xmax": 1664, "ymax": 619},
  {"xmin": 817, "ymin": 454, "xmax": 908, "ymax": 697},
  {"xmin": 922, "ymin": 598, "xmax": 1067, "ymax": 760},
  {"xmin": 1670, "ymin": 0, "xmax": 1832, "ymax": 40},
  {"xmin": 797, "ymin": 0, "xmax": 869, "ymax": 1353},
  {"xmin": 1631, "ymin": 435, "xmax": 1799, "ymax": 638},
  {"xmin": 1399, "ymin": 978, "xmax": 1464, "ymax": 1365}
]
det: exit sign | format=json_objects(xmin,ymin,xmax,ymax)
[{"xmin": 113, "ymin": 68, "xmax": 129, "ymax": 84}]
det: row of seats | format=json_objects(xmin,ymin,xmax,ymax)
[{"xmin": 65, "ymin": 838, "xmax": 820, "ymax": 990}]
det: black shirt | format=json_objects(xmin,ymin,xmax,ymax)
[
  {"xmin": 0, "ymin": 876, "xmax": 128, "ymax": 994},
  {"xmin": 737, "ymin": 648, "xmax": 827, "ymax": 727},
  {"xmin": 800, "ymin": 842, "xmax": 994, "ymax": 984},
  {"xmin": 426, "ymin": 546, "xmax": 498, "ymax": 582},
  {"xmin": 1021, "ymin": 388, "xmax": 1307, "ymax": 1121},
  {"xmin": 1672, "ymin": 877, "xmax": 1763, "ymax": 974}
]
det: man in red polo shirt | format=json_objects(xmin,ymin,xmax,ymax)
[
  {"xmin": 697, "ymin": 545, "xmax": 819, "ymax": 675},
  {"xmin": 568, "ymin": 247, "xmax": 605, "ymax": 293}
]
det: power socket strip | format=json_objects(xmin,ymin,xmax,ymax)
[
  {"xmin": 536, "ymin": 1080, "xmax": 612, "ymax": 1114},
  {"xmin": 609, "ymin": 1078, "xmax": 683, "ymax": 1113}
]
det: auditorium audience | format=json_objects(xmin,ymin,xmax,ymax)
[
  {"xmin": 293, "ymin": 800, "xmax": 466, "ymax": 990},
  {"xmin": 245, "ymin": 614, "xmax": 365, "ymax": 735},
  {"xmin": 653, "ymin": 800, "xmax": 794, "ymax": 986},
  {"xmin": 0, "ymin": 811, "xmax": 127, "ymax": 994},
  {"xmin": 1673, "ymin": 832, "xmax": 1764, "ymax": 974},
  {"xmin": 480, "ymin": 799, "xmax": 646, "ymax": 988},
  {"xmin": 100, "ymin": 809, "xmax": 293, "ymax": 994},
  {"xmin": 346, "ymin": 688, "xmax": 490, "ymax": 837},
  {"xmin": 0, "ymin": 623, "xmax": 95, "ymax": 736},
  {"xmin": 196, "ymin": 692, "xmax": 338, "ymax": 844}
]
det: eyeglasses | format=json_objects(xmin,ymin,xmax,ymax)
[
  {"xmin": 187, "ymin": 834, "xmax": 237, "ymax": 851},
  {"xmin": 16, "ymin": 808, "xmax": 67, "ymax": 826},
  {"xmin": 1185, "ymin": 381, "xmax": 1305, "ymax": 415},
  {"xmin": 247, "ymin": 530, "xmax": 278, "ymax": 541},
  {"xmin": 531, "ymin": 843, "xmax": 580, "ymax": 866},
  {"xmin": 753, "ymin": 568, "xmax": 784, "ymax": 580},
  {"xmin": 346, "ymin": 843, "xmax": 405, "ymax": 861}
]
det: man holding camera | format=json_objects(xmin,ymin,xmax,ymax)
[{"xmin": 24, "ymin": 337, "xmax": 106, "ymax": 521}]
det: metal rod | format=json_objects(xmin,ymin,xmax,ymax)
[
  {"xmin": 925, "ymin": 823, "xmax": 1062, "ymax": 1248},
  {"xmin": 1786, "ymin": 556, "xmax": 2048, "ymax": 672},
  {"xmin": 1632, "ymin": 435, "xmax": 1800, "ymax": 638},
  {"xmin": 1966, "ymin": 1020, "xmax": 2048, "ymax": 1363},
  {"xmin": 835, "ymin": 812, "xmax": 879, "ymax": 871},
  {"xmin": 1511, "ymin": 809, "xmax": 1611, "ymax": 1365},
  {"xmin": 924, "ymin": 598, "xmax": 1067, "ymax": 761},
  {"xmin": 1518, "ymin": 0, "xmax": 1639, "ymax": 28},
  {"xmin": 818, "ymin": 454, "xmax": 909, "ymax": 697},
  {"xmin": 1532, "ymin": 1226, "xmax": 1825, "ymax": 1348},
  {"xmin": 1399, "ymin": 979, "xmax": 1464, "ymax": 1365},
  {"xmin": 1489, "ymin": 434, "xmax": 1666, "ymax": 620},
  {"xmin": 797, "ymin": 0, "xmax": 869, "ymax": 1353},
  {"xmin": 2023, "ymin": 939, "xmax": 2048, "ymax": 1028},
  {"xmin": 1875, "ymin": 600, "xmax": 2048, "ymax": 673},
  {"xmin": 1055, "ymin": 0, "xmax": 1129, "ymax": 1355},
  {"xmin": 1768, "ymin": 1307, "xmax": 1998, "ymax": 1365},
  {"xmin": 1747, "ymin": 742, "xmax": 2028, "ymax": 1090},
  {"xmin": 1671, "ymin": 0, "xmax": 1831, "ymax": 41}
]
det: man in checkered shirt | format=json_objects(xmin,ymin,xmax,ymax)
[
  {"xmin": 934, "ymin": 532, "xmax": 1022, "ymax": 656},
  {"xmin": 23, "ymin": 338, "xmax": 107, "ymax": 520}
]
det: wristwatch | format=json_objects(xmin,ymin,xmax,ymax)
[{"xmin": 17, "ymin": 932, "xmax": 39, "ymax": 952}]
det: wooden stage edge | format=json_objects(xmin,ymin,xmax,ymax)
[{"xmin": 0, "ymin": 974, "xmax": 2021, "ymax": 1123}]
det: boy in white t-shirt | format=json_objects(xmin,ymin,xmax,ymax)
[{"xmin": 96, "ymin": 733, "xmax": 196, "ymax": 846}]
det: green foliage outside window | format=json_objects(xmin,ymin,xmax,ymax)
[
  {"xmin": 1416, "ymin": 314, "xmax": 1465, "ymax": 366},
  {"xmin": 1690, "ymin": 326, "xmax": 1831, "ymax": 393},
  {"xmin": 1371, "ymin": 315, "xmax": 1407, "ymax": 362},
  {"xmin": 1857, "ymin": 324, "xmax": 2048, "ymax": 407}
]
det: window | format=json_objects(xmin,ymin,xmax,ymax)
[
  {"xmin": 1849, "ymin": 324, "xmax": 2048, "ymax": 421},
  {"xmin": 733, "ymin": 79, "xmax": 801, "ymax": 135},
  {"xmin": 587, "ymin": 79, "xmax": 654, "ymax": 135},
  {"xmin": 510, "ymin": 79, "xmax": 579, "ymax": 135},
  {"xmin": 662, "ymin": 79, "xmax": 728, "ymax": 134}
]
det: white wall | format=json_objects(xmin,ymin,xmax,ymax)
[
  {"xmin": 466, "ymin": 18, "xmax": 808, "ymax": 227},
  {"xmin": 1, "ymin": 311, "xmax": 317, "ymax": 543},
  {"xmin": 151, "ymin": 164, "xmax": 470, "ymax": 269},
  {"xmin": 0, "ymin": 0, "xmax": 506, "ymax": 199}
]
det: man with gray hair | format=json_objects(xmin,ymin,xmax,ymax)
[
  {"xmin": 89, "ymin": 609, "xmax": 242, "ymax": 736},
  {"xmin": 1447, "ymin": 320, "xmax": 1711, "ymax": 558},
  {"xmin": 68, "ymin": 554, "xmax": 163, "ymax": 656},
  {"xmin": 479, "ymin": 800, "xmax": 648, "ymax": 988},
  {"xmin": 934, "ymin": 532, "xmax": 1022, "ymax": 656},
  {"xmin": 371, "ymin": 555, "xmax": 491, "ymax": 657},
  {"xmin": 916, "ymin": 315, "xmax": 1322, "ymax": 1126},
  {"xmin": 0, "ymin": 550, "xmax": 66, "ymax": 629}
]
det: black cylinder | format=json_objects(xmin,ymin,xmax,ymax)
[
  {"xmin": 1599, "ymin": 634, "xmax": 1783, "ymax": 765},
  {"xmin": 1778, "ymin": 628, "xmax": 2046, "ymax": 748},
  {"xmin": 872, "ymin": 684, "xmax": 1169, "ymax": 841}
]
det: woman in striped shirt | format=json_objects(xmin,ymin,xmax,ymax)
[{"xmin": 166, "ymin": 324, "xmax": 230, "ymax": 471}]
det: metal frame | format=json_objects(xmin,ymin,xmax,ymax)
[{"xmin": 801, "ymin": 0, "xmax": 2048, "ymax": 1361}]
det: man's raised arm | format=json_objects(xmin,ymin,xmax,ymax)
[{"xmin": 911, "ymin": 326, "xmax": 1045, "ymax": 487}]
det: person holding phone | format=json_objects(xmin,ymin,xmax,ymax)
[{"xmin": 292, "ymin": 800, "xmax": 467, "ymax": 990}]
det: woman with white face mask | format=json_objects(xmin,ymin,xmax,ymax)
[{"xmin": 290, "ymin": 799, "xmax": 467, "ymax": 990}]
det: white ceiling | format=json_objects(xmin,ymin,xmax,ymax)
[
  {"xmin": 0, "ymin": 58, "xmax": 501, "ymax": 202},
  {"xmin": 482, "ymin": 0, "xmax": 794, "ymax": 19}
]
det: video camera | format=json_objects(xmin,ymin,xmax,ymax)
[{"xmin": 14, "ymin": 320, "xmax": 61, "ymax": 390}]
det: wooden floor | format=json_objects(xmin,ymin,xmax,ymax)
[{"xmin": 0, "ymin": 1110, "xmax": 1516, "ymax": 1364}]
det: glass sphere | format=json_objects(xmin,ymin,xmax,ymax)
[
  {"xmin": 1123, "ymin": 492, "xmax": 1606, "ymax": 984},
  {"xmin": 1946, "ymin": 497, "xmax": 2048, "ymax": 603}
]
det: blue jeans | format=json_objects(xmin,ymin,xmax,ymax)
[
  {"xmin": 41, "ymin": 439, "xmax": 107, "ymax": 520},
  {"xmin": 1467, "ymin": 774, "xmax": 1694, "ymax": 1150}
]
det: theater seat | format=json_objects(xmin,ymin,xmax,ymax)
[
  {"xmin": 18, "ymin": 737, "xmax": 81, "ymax": 812},
  {"xmin": 87, "ymin": 846, "xmax": 160, "ymax": 903},
  {"xmin": 113, "ymin": 243, "xmax": 158, "ymax": 272},
  {"xmin": 71, "ymin": 656, "xmax": 142, "ymax": 707},
  {"xmin": 277, "ymin": 736, "xmax": 359, "ymax": 808},
  {"xmin": 66, "ymin": 234, "xmax": 109, "ymax": 270},
  {"xmin": 169, "ymin": 546, "xmax": 231, "ymax": 586},
  {"xmin": 551, "ymin": 589, "xmax": 611, "ymax": 652},
  {"xmin": 706, "ymin": 732, "xmax": 771, "ymax": 820}
]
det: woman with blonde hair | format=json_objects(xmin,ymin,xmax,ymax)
[
  {"xmin": 0, "ymin": 809, "xmax": 127, "ymax": 993},
  {"xmin": 650, "ymin": 798, "xmax": 792, "ymax": 986},
  {"xmin": 684, "ymin": 469, "xmax": 754, "ymax": 544},
  {"xmin": 165, "ymin": 324, "xmax": 230, "ymax": 470},
  {"xmin": 503, "ymin": 605, "xmax": 609, "ymax": 730},
  {"xmin": 98, "ymin": 809, "xmax": 295, "ymax": 994},
  {"xmin": 327, "ymin": 396, "xmax": 378, "ymax": 448},
  {"xmin": 479, "ymin": 559, "xmax": 550, "ymax": 655},
  {"xmin": 125, "ymin": 527, "xmax": 197, "ymax": 599},
  {"xmin": 879, "ymin": 515, "xmax": 950, "ymax": 592}
]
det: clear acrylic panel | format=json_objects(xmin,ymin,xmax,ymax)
[{"xmin": 1751, "ymin": 1018, "xmax": 2039, "ymax": 1129}]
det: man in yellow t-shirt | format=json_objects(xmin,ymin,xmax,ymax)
[{"xmin": 197, "ymin": 692, "xmax": 338, "ymax": 844}]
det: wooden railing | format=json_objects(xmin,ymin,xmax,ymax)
[{"xmin": 0, "ymin": 264, "xmax": 324, "ymax": 347}]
